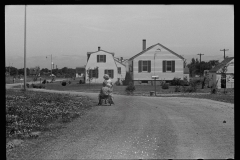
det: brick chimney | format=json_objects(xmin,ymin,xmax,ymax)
[
  {"xmin": 98, "ymin": 46, "xmax": 100, "ymax": 51},
  {"xmin": 143, "ymin": 39, "xmax": 146, "ymax": 51}
]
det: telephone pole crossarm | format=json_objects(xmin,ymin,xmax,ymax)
[{"xmin": 220, "ymin": 49, "xmax": 229, "ymax": 59}]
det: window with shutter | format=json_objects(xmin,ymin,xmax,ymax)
[
  {"xmin": 139, "ymin": 60, "xmax": 151, "ymax": 72},
  {"xmin": 98, "ymin": 55, "xmax": 106, "ymax": 63},
  {"xmin": 166, "ymin": 61, "xmax": 172, "ymax": 71},
  {"xmin": 104, "ymin": 69, "xmax": 114, "ymax": 78}
]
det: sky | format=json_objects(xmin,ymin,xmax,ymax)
[{"xmin": 5, "ymin": 5, "xmax": 234, "ymax": 69}]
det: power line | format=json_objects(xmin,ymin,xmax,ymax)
[{"xmin": 220, "ymin": 49, "xmax": 229, "ymax": 59}]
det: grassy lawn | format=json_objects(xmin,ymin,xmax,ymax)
[
  {"xmin": 5, "ymin": 75, "xmax": 64, "ymax": 84},
  {"xmin": 6, "ymin": 89, "xmax": 93, "ymax": 144},
  {"xmin": 11, "ymin": 79, "xmax": 234, "ymax": 104}
]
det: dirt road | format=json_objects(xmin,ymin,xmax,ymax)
[{"xmin": 7, "ymin": 89, "xmax": 234, "ymax": 159}]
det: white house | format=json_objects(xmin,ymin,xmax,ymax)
[
  {"xmin": 208, "ymin": 57, "xmax": 234, "ymax": 89},
  {"xmin": 85, "ymin": 47, "xmax": 126, "ymax": 84},
  {"xmin": 128, "ymin": 39, "xmax": 186, "ymax": 85}
]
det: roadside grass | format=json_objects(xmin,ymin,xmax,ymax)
[
  {"xmin": 6, "ymin": 89, "xmax": 93, "ymax": 143},
  {"xmin": 6, "ymin": 76, "xmax": 33, "ymax": 84},
  {"xmin": 156, "ymin": 88, "xmax": 234, "ymax": 104}
]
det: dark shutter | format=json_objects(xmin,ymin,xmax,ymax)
[
  {"xmin": 104, "ymin": 55, "xmax": 106, "ymax": 62},
  {"xmin": 112, "ymin": 70, "xmax": 114, "ymax": 78},
  {"xmin": 132, "ymin": 61, "xmax": 133, "ymax": 72},
  {"xmin": 104, "ymin": 70, "xmax": 107, "ymax": 74},
  {"xmin": 148, "ymin": 60, "xmax": 151, "ymax": 72},
  {"xmin": 96, "ymin": 68, "xmax": 98, "ymax": 78},
  {"xmin": 138, "ymin": 60, "xmax": 142, "ymax": 72},
  {"xmin": 97, "ymin": 55, "xmax": 99, "ymax": 62},
  {"xmin": 163, "ymin": 61, "xmax": 166, "ymax": 72},
  {"xmin": 172, "ymin": 61, "xmax": 175, "ymax": 72}
]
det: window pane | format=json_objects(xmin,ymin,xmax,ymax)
[
  {"xmin": 143, "ymin": 66, "xmax": 148, "ymax": 71},
  {"xmin": 142, "ymin": 61, "xmax": 147, "ymax": 65},
  {"xmin": 142, "ymin": 61, "xmax": 148, "ymax": 71},
  {"xmin": 99, "ymin": 55, "xmax": 105, "ymax": 62},
  {"xmin": 167, "ymin": 61, "xmax": 172, "ymax": 71}
]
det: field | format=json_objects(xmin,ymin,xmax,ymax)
[{"xmin": 6, "ymin": 89, "xmax": 93, "ymax": 145}]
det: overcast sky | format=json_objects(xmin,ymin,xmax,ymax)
[{"xmin": 5, "ymin": 5, "xmax": 234, "ymax": 69}]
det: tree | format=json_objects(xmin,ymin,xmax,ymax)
[
  {"xmin": 123, "ymin": 72, "xmax": 132, "ymax": 85},
  {"xmin": 61, "ymin": 67, "xmax": 68, "ymax": 74},
  {"xmin": 208, "ymin": 60, "xmax": 219, "ymax": 69}
]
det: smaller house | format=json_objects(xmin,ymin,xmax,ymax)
[
  {"xmin": 76, "ymin": 66, "xmax": 85, "ymax": 77},
  {"xmin": 209, "ymin": 57, "xmax": 234, "ymax": 89}
]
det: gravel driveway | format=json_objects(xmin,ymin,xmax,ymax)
[{"xmin": 6, "ymin": 88, "xmax": 234, "ymax": 159}]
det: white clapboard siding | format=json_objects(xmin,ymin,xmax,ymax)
[
  {"xmin": 85, "ymin": 51, "xmax": 118, "ymax": 83},
  {"xmin": 132, "ymin": 44, "xmax": 184, "ymax": 80},
  {"xmin": 115, "ymin": 60, "xmax": 127, "ymax": 81}
]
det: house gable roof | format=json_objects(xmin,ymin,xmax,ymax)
[
  {"xmin": 209, "ymin": 57, "xmax": 234, "ymax": 73},
  {"xmin": 87, "ymin": 50, "xmax": 115, "ymax": 56},
  {"xmin": 114, "ymin": 57, "xmax": 126, "ymax": 67},
  {"xmin": 128, "ymin": 43, "xmax": 184, "ymax": 61}
]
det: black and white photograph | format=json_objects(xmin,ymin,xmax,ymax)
[{"xmin": 6, "ymin": 5, "xmax": 234, "ymax": 159}]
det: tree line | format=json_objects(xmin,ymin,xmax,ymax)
[
  {"xmin": 5, "ymin": 66, "xmax": 77, "ymax": 78},
  {"xmin": 5, "ymin": 58, "xmax": 221, "ymax": 78}
]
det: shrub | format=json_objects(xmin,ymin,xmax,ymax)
[
  {"xmin": 32, "ymin": 84, "xmax": 45, "ymax": 89},
  {"xmin": 210, "ymin": 79, "xmax": 219, "ymax": 94},
  {"xmin": 62, "ymin": 81, "xmax": 67, "ymax": 86},
  {"xmin": 174, "ymin": 86, "xmax": 181, "ymax": 92},
  {"xmin": 123, "ymin": 72, "xmax": 132, "ymax": 86},
  {"xmin": 181, "ymin": 85, "xmax": 187, "ymax": 92},
  {"xmin": 68, "ymin": 81, "xmax": 71, "ymax": 84},
  {"xmin": 180, "ymin": 80, "xmax": 190, "ymax": 86},
  {"xmin": 115, "ymin": 80, "xmax": 121, "ymax": 86},
  {"xmin": 188, "ymin": 79, "xmax": 200, "ymax": 92},
  {"xmin": 171, "ymin": 77, "xmax": 181, "ymax": 86},
  {"xmin": 42, "ymin": 79, "xmax": 46, "ymax": 84},
  {"xmin": 162, "ymin": 83, "xmax": 169, "ymax": 89},
  {"xmin": 125, "ymin": 82, "xmax": 135, "ymax": 94},
  {"xmin": 185, "ymin": 86, "xmax": 196, "ymax": 92}
]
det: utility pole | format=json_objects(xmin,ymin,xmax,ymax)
[
  {"xmin": 24, "ymin": 5, "xmax": 27, "ymax": 90},
  {"xmin": 51, "ymin": 55, "xmax": 53, "ymax": 76},
  {"xmin": 46, "ymin": 54, "xmax": 53, "ymax": 76},
  {"xmin": 197, "ymin": 53, "xmax": 204, "ymax": 63},
  {"xmin": 220, "ymin": 49, "xmax": 229, "ymax": 59},
  {"xmin": 197, "ymin": 53, "xmax": 204, "ymax": 77}
]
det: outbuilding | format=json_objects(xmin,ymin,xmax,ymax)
[{"xmin": 208, "ymin": 57, "xmax": 234, "ymax": 89}]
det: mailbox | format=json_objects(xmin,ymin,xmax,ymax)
[{"xmin": 152, "ymin": 76, "xmax": 159, "ymax": 79}]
